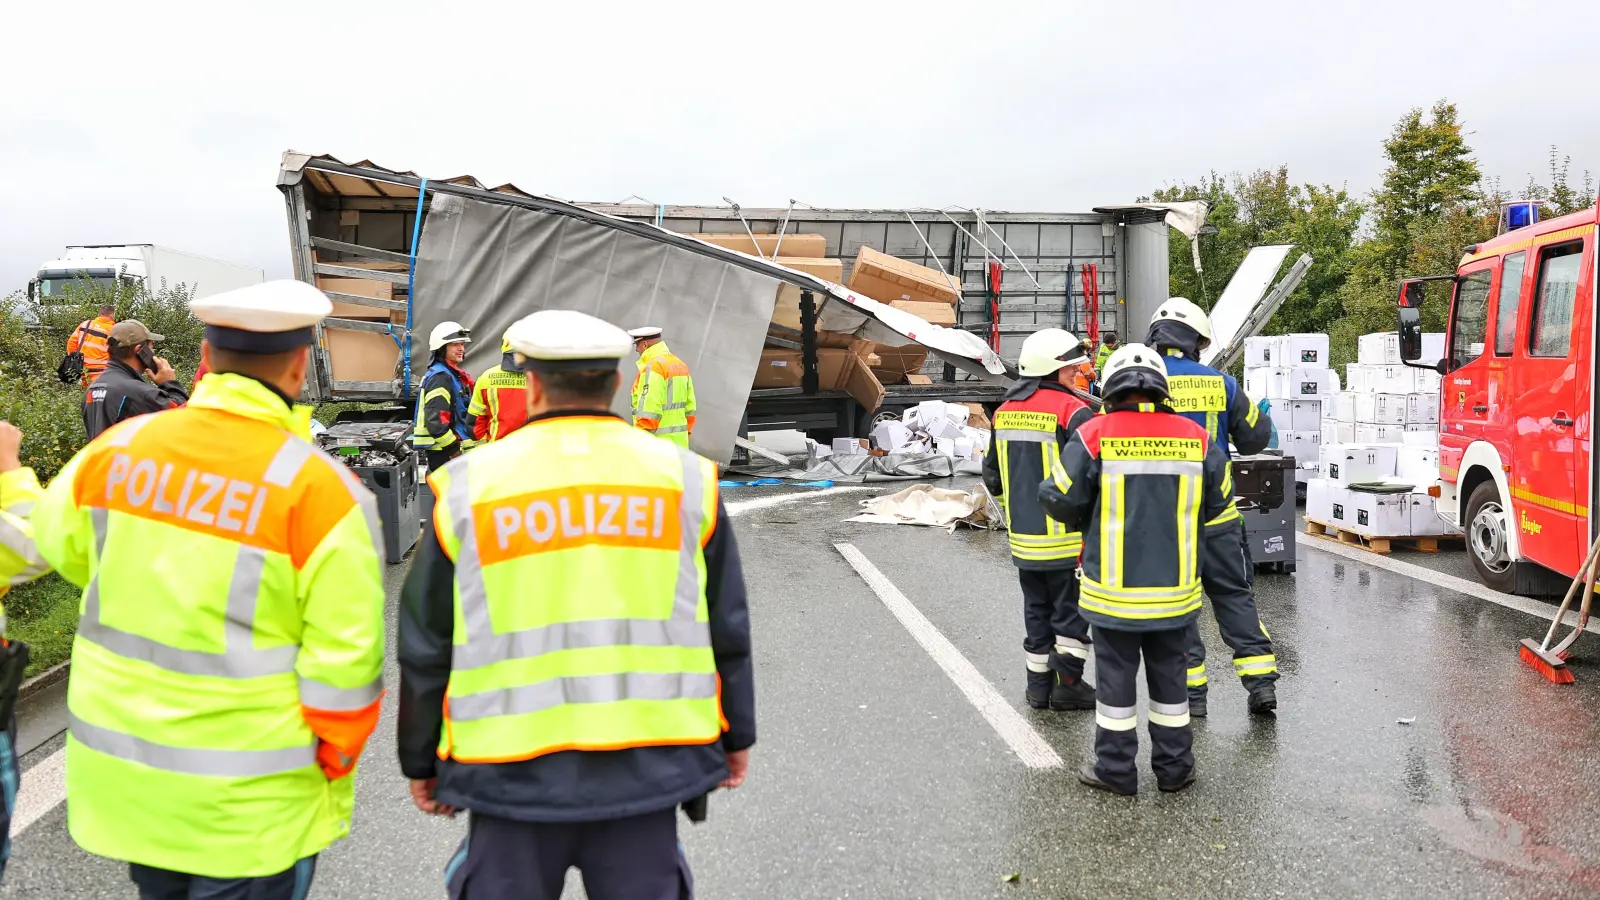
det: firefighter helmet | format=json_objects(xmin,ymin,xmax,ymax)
[
  {"xmin": 1150, "ymin": 297, "xmax": 1213, "ymax": 346},
  {"xmin": 1017, "ymin": 328, "xmax": 1087, "ymax": 377},
  {"xmin": 1099, "ymin": 343, "xmax": 1170, "ymax": 403},
  {"xmin": 428, "ymin": 321, "xmax": 472, "ymax": 352}
]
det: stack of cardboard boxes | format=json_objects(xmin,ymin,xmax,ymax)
[
  {"xmin": 830, "ymin": 399, "xmax": 990, "ymax": 462},
  {"xmin": 1242, "ymin": 334, "xmax": 1337, "ymax": 475},
  {"xmin": 743, "ymin": 235, "xmax": 971, "ymax": 413},
  {"xmin": 1306, "ymin": 331, "xmax": 1457, "ymax": 538}
]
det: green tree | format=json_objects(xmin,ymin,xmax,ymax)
[{"xmin": 1371, "ymin": 100, "xmax": 1483, "ymax": 274}]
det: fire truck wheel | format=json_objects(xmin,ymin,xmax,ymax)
[{"xmin": 1465, "ymin": 481, "xmax": 1517, "ymax": 593}]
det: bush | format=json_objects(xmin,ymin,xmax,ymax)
[{"xmin": 5, "ymin": 574, "xmax": 81, "ymax": 677}]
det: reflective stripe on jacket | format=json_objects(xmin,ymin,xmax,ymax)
[
  {"xmin": 426, "ymin": 414, "xmax": 723, "ymax": 764},
  {"xmin": 1038, "ymin": 406, "xmax": 1237, "ymax": 631},
  {"xmin": 631, "ymin": 342, "xmax": 696, "ymax": 449},
  {"xmin": 467, "ymin": 360, "xmax": 530, "ymax": 443},
  {"xmin": 1160, "ymin": 351, "xmax": 1271, "ymax": 458},
  {"xmin": 32, "ymin": 373, "xmax": 387, "ymax": 879},
  {"xmin": 414, "ymin": 360, "xmax": 477, "ymax": 451},
  {"xmin": 68, "ymin": 316, "xmax": 115, "ymax": 373},
  {"xmin": 0, "ymin": 466, "xmax": 50, "ymax": 633},
  {"xmin": 987, "ymin": 382, "xmax": 1091, "ymax": 568}
]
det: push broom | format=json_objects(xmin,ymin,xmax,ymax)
[{"xmin": 1518, "ymin": 530, "xmax": 1600, "ymax": 684}]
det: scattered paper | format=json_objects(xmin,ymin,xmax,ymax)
[{"xmin": 1003, "ymin": 873, "xmax": 1021, "ymax": 884}]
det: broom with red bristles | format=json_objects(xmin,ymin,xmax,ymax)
[{"xmin": 1518, "ymin": 532, "xmax": 1600, "ymax": 684}]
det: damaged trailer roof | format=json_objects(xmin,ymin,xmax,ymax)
[{"xmin": 277, "ymin": 153, "xmax": 1007, "ymax": 380}]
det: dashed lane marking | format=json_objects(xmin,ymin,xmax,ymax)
[
  {"xmin": 834, "ymin": 542, "xmax": 1062, "ymax": 769},
  {"xmin": 14, "ymin": 745, "xmax": 66, "ymax": 835}
]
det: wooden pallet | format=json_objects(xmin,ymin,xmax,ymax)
[{"xmin": 1304, "ymin": 518, "xmax": 1464, "ymax": 555}]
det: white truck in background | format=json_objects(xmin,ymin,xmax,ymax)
[{"xmin": 28, "ymin": 244, "xmax": 264, "ymax": 301}]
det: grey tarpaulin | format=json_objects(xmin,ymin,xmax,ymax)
[{"xmin": 412, "ymin": 192, "xmax": 781, "ymax": 463}]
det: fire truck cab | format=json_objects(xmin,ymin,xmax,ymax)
[{"xmin": 1398, "ymin": 204, "xmax": 1597, "ymax": 593}]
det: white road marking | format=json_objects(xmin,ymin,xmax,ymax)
[
  {"xmin": 1300, "ymin": 537, "xmax": 1600, "ymax": 636},
  {"xmin": 833, "ymin": 542, "xmax": 1062, "ymax": 769},
  {"xmin": 14, "ymin": 745, "xmax": 66, "ymax": 834},
  {"xmin": 727, "ymin": 486, "xmax": 877, "ymax": 515}
]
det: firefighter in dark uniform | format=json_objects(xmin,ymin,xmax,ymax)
[
  {"xmin": 413, "ymin": 321, "xmax": 479, "ymax": 470},
  {"xmin": 1039, "ymin": 344, "xmax": 1239, "ymax": 795},
  {"xmin": 1146, "ymin": 297, "xmax": 1279, "ymax": 717},
  {"xmin": 982, "ymin": 329, "xmax": 1097, "ymax": 711}
]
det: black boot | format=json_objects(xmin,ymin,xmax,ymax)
[
  {"xmin": 1247, "ymin": 682, "xmax": 1278, "ymax": 715},
  {"xmin": 1189, "ymin": 691, "xmax": 1208, "ymax": 719},
  {"xmin": 1078, "ymin": 763, "xmax": 1136, "ymax": 796},
  {"xmin": 1158, "ymin": 767, "xmax": 1197, "ymax": 794},
  {"xmin": 1049, "ymin": 674, "xmax": 1095, "ymax": 711},
  {"xmin": 1026, "ymin": 670, "xmax": 1054, "ymax": 709}
]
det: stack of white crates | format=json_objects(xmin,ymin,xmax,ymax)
[
  {"xmin": 1307, "ymin": 331, "xmax": 1458, "ymax": 539},
  {"xmin": 1242, "ymin": 334, "xmax": 1336, "ymax": 480}
]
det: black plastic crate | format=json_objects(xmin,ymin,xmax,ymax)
[{"xmin": 349, "ymin": 459, "xmax": 422, "ymax": 564}]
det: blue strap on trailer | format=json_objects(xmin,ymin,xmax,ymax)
[{"xmin": 403, "ymin": 178, "xmax": 429, "ymax": 399}]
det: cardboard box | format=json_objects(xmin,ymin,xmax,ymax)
[
  {"xmin": 1282, "ymin": 430, "xmax": 1321, "ymax": 465},
  {"xmin": 1374, "ymin": 365, "xmax": 1439, "ymax": 394},
  {"xmin": 957, "ymin": 402, "xmax": 992, "ymax": 430},
  {"xmin": 905, "ymin": 373, "xmax": 933, "ymax": 385},
  {"xmin": 848, "ymin": 246, "xmax": 963, "ymax": 306},
  {"xmin": 1307, "ymin": 478, "xmax": 1336, "ymax": 523},
  {"xmin": 1328, "ymin": 483, "xmax": 1354, "ymax": 526},
  {"xmin": 841, "ymin": 351, "xmax": 886, "ymax": 413},
  {"xmin": 869, "ymin": 343, "xmax": 931, "ymax": 384},
  {"xmin": 1354, "ymin": 423, "xmax": 1404, "ymax": 444},
  {"xmin": 888, "ymin": 300, "xmax": 956, "ymax": 326},
  {"xmin": 1245, "ymin": 336, "xmax": 1275, "ymax": 368},
  {"xmin": 752, "ymin": 347, "xmax": 852, "ymax": 390},
  {"xmin": 315, "ymin": 275, "xmax": 395, "ymax": 319},
  {"xmin": 833, "ymin": 438, "xmax": 870, "ymax": 455},
  {"xmin": 1350, "ymin": 489, "xmax": 1410, "ymax": 536},
  {"xmin": 1406, "ymin": 393, "xmax": 1439, "ymax": 424},
  {"xmin": 1290, "ymin": 399, "xmax": 1322, "ymax": 431},
  {"xmin": 1420, "ymin": 332, "xmax": 1446, "ymax": 364},
  {"xmin": 1246, "ymin": 367, "xmax": 1292, "ymax": 400},
  {"xmin": 924, "ymin": 415, "xmax": 966, "ymax": 440},
  {"xmin": 1321, "ymin": 419, "xmax": 1339, "ymax": 446},
  {"xmin": 324, "ymin": 327, "xmax": 399, "ymax": 384},
  {"xmin": 1402, "ymin": 428, "xmax": 1438, "ymax": 448},
  {"xmin": 692, "ymin": 232, "xmax": 827, "ymax": 259},
  {"xmin": 770, "ymin": 257, "xmax": 845, "ymax": 330},
  {"xmin": 1267, "ymin": 399, "xmax": 1296, "ymax": 429},
  {"xmin": 1345, "ymin": 364, "xmax": 1376, "ymax": 393},
  {"xmin": 1333, "ymin": 392, "xmax": 1357, "ymax": 423},
  {"xmin": 1355, "ymin": 393, "xmax": 1407, "ymax": 425},
  {"xmin": 871, "ymin": 420, "xmax": 914, "ymax": 452},
  {"xmin": 750, "ymin": 429, "xmax": 808, "ymax": 455},
  {"xmin": 1397, "ymin": 446, "xmax": 1440, "ymax": 486},
  {"xmin": 1290, "ymin": 367, "xmax": 1337, "ymax": 399},
  {"xmin": 1321, "ymin": 443, "xmax": 1398, "ymax": 485},
  {"xmin": 1283, "ymin": 333, "xmax": 1331, "ymax": 367},
  {"xmin": 1359, "ymin": 332, "xmax": 1401, "ymax": 365},
  {"xmin": 1406, "ymin": 492, "xmax": 1456, "ymax": 536}
]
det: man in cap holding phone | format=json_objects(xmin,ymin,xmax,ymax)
[{"xmin": 81, "ymin": 319, "xmax": 188, "ymax": 442}]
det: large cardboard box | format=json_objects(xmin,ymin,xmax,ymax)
[
  {"xmin": 1246, "ymin": 367, "xmax": 1292, "ymax": 400},
  {"xmin": 752, "ymin": 348, "xmax": 850, "ymax": 390},
  {"xmin": 1354, "ymin": 423, "xmax": 1404, "ymax": 443},
  {"xmin": 1406, "ymin": 492, "xmax": 1456, "ymax": 536},
  {"xmin": 848, "ymin": 246, "xmax": 963, "ymax": 306},
  {"xmin": 1281, "ymin": 334, "xmax": 1331, "ymax": 368},
  {"xmin": 691, "ymin": 232, "xmax": 827, "ymax": 259},
  {"xmin": 325, "ymin": 328, "xmax": 399, "ymax": 384},
  {"xmin": 1350, "ymin": 490, "xmax": 1410, "ymax": 536},
  {"xmin": 1406, "ymin": 393, "xmax": 1439, "ymax": 424},
  {"xmin": 889, "ymin": 299, "xmax": 956, "ymax": 326},
  {"xmin": 1397, "ymin": 446, "xmax": 1441, "ymax": 486},
  {"xmin": 1307, "ymin": 478, "xmax": 1339, "ymax": 523},
  {"xmin": 870, "ymin": 343, "xmax": 931, "ymax": 384},
  {"xmin": 841, "ymin": 351, "xmax": 886, "ymax": 413},
  {"xmin": 1321, "ymin": 443, "xmax": 1398, "ymax": 485},
  {"xmin": 1355, "ymin": 393, "xmax": 1407, "ymax": 425},
  {"xmin": 1359, "ymin": 332, "xmax": 1401, "ymax": 365},
  {"xmin": 316, "ymin": 276, "xmax": 395, "ymax": 319},
  {"xmin": 1333, "ymin": 392, "xmax": 1357, "ymax": 423},
  {"xmin": 1345, "ymin": 364, "xmax": 1377, "ymax": 393},
  {"xmin": 1245, "ymin": 336, "xmax": 1275, "ymax": 368},
  {"xmin": 770, "ymin": 257, "xmax": 845, "ymax": 330}
]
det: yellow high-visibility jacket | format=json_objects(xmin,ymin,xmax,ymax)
[
  {"xmin": 631, "ymin": 342, "xmax": 696, "ymax": 449},
  {"xmin": 33, "ymin": 374, "xmax": 387, "ymax": 879}
]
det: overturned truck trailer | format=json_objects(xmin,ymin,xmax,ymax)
[{"xmin": 277, "ymin": 152, "xmax": 1174, "ymax": 461}]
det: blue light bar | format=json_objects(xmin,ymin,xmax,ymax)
[{"xmin": 1502, "ymin": 201, "xmax": 1540, "ymax": 232}]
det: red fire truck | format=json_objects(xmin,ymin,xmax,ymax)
[{"xmin": 1397, "ymin": 204, "xmax": 1597, "ymax": 593}]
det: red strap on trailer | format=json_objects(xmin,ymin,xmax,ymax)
[
  {"xmin": 1082, "ymin": 263, "xmax": 1100, "ymax": 348},
  {"xmin": 987, "ymin": 261, "xmax": 1003, "ymax": 352}
]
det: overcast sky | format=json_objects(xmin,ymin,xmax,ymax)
[{"xmin": 3, "ymin": 0, "xmax": 1596, "ymax": 290}]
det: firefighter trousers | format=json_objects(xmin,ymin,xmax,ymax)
[
  {"xmin": 130, "ymin": 857, "xmax": 316, "ymax": 900},
  {"xmin": 1019, "ymin": 567, "xmax": 1090, "ymax": 680},
  {"xmin": 446, "ymin": 808, "xmax": 691, "ymax": 900},
  {"xmin": 1187, "ymin": 518, "xmax": 1278, "ymax": 699},
  {"xmin": 1091, "ymin": 626, "xmax": 1193, "ymax": 793}
]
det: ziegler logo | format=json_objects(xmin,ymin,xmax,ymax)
[{"xmin": 1520, "ymin": 509, "xmax": 1543, "ymax": 536}]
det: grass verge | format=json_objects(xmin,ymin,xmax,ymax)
[{"xmin": 6, "ymin": 574, "xmax": 79, "ymax": 677}]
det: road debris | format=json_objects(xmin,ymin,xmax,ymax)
[{"xmin": 847, "ymin": 484, "xmax": 1003, "ymax": 530}]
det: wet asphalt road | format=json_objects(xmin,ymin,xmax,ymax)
[{"xmin": 5, "ymin": 484, "xmax": 1600, "ymax": 899}]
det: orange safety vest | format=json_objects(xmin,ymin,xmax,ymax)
[{"xmin": 69, "ymin": 315, "xmax": 116, "ymax": 375}]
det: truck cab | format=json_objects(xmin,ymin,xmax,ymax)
[
  {"xmin": 30, "ymin": 248, "xmax": 148, "ymax": 300},
  {"xmin": 1398, "ymin": 204, "xmax": 1598, "ymax": 592}
]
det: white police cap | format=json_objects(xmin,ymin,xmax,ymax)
[
  {"xmin": 190, "ymin": 280, "xmax": 333, "ymax": 353},
  {"xmin": 506, "ymin": 310, "xmax": 632, "ymax": 372},
  {"xmin": 627, "ymin": 326, "xmax": 663, "ymax": 340}
]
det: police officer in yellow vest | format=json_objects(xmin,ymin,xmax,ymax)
[
  {"xmin": 0, "ymin": 420, "xmax": 51, "ymax": 881},
  {"xmin": 628, "ymin": 326, "xmax": 697, "ymax": 448},
  {"xmin": 34, "ymin": 281, "xmax": 388, "ymax": 899},
  {"xmin": 399, "ymin": 309, "xmax": 755, "ymax": 900}
]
